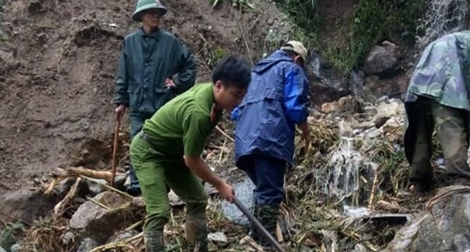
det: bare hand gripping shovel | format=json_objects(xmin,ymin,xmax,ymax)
[{"xmin": 233, "ymin": 197, "xmax": 287, "ymax": 252}]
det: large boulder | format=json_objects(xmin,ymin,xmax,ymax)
[
  {"xmin": 363, "ymin": 41, "xmax": 402, "ymax": 78},
  {"xmin": 307, "ymin": 50, "xmax": 353, "ymax": 105},
  {"xmin": 0, "ymin": 188, "xmax": 59, "ymax": 224},
  {"xmin": 69, "ymin": 191, "xmax": 140, "ymax": 242},
  {"xmin": 385, "ymin": 185, "xmax": 470, "ymax": 252}
]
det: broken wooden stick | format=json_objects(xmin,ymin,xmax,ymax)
[
  {"xmin": 52, "ymin": 166, "xmax": 125, "ymax": 184},
  {"xmin": 88, "ymin": 232, "xmax": 143, "ymax": 252},
  {"xmin": 240, "ymin": 235, "xmax": 264, "ymax": 252},
  {"xmin": 111, "ymin": 117, "xmax": 121, "ymax": 187},
  {"xmin": 368, "ymin": 169, "xmax": 379, "ymax": 211},
  {"xmin": 215, "ymin": 125, "xmax": 234, "ymax": 142},
  {"xmin": 53, "ymin": 177, "xmax": 81, "ymax": 218}
]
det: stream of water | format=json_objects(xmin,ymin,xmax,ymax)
[
  {"xmin": 221, "ymin": 0, "xmax": 470, "ymax": 225},
  {"xmin": 415, "ymin": 0, "xmax": 469, "ymax": 53}
]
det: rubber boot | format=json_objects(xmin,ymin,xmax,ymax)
[
  {"xmin": 248, "ymin": 197, "xmax": 260, "ymax": 241},
  {"xmin": 144, "ymin": 230, "xmax": 165, "ymax": 252},
  {"xmin": 126, "ymin": 168, "xmax": 142, "ymax": 196},
  {"xmin": 257, "ymin": 205, "xmax": 280, "ymax": 250},
  {"xmin": 186, "ymin": 215, "xmax": 208, "ymax": 252}
]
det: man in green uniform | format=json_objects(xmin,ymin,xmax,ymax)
[
  {"xmin": 404, "ymin": 31, "xmax": 470, "ymax": 192},
  {"xmin": 130, "ymin": 56, "xmax": 252, "ymax": 251},
  {"xmin": 114, "ymin": 0, "xmax": 197, "ymax": 195}
]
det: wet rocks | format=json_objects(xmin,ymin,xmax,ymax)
[
  {"xmin": 221, "ymin": 177, "xmax": 255, "ymax": 225},
  {"xmin": 385, "ymin": 185, "xmax": 470, "ymax": 252}
]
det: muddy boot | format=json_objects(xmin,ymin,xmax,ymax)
[
  {"xmin": 248, "ymin": 197, "xmax": 260, "ymax": 241},
  {"xmin": 144, "ymin": 230, "xmax": 165, "ymax": 252},
  {"xmin": 186, "ymin": 215, "xmax": 208, "ymax": 252},
  {"xmin": 410, "ymin": 173, "xmax": 433, "ymax": 193},
  {"xmin": 257, "ymin": 205, "xmax": 280, "ymax": 250}
]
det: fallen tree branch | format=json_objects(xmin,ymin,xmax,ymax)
[
  {"xmin": 43, "ymin": 177, "xmax": 60, "ymax": 195},
  {"xmin": 53, "ymin": 177, "xmax": 82, "ymax": 218},
  {"xmin": 425, "ymin": 185, "xmax": 470, "ymax": 213},
  {"xmin": 368, "ymin": 168, "xmax": 379, "ymax": 211},
  {"xmin": 88, "ymin": 232, "xmax": 143, "ymax": 252},
  {"xmin": 215, "ymin": 126, "xmax": 234, "ymax": 142},
  {"xmin": 52, "ymin": 166, "xmax": 125, "ymax": 184}
]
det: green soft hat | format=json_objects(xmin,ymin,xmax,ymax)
[{"xmin": 132, "ymin": 0, "xmax": 168, "ymax": 22}]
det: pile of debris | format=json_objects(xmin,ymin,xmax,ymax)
[{"xmin": 1, "ymin": 95, "xmax": 470, "ymax": 252}]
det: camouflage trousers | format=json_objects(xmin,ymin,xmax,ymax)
[{"xmin": 410, "ymin": 99, "xmax": 470, "ymax": 181}]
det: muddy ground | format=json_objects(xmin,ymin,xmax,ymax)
[{"xmin": 0, "ymin": 0, "xmax": 305, "ymax": 193}]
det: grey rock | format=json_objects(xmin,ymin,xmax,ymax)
[
  {"xmin": 10, "ymin": 243, "xmax": 22, "ymax": 252},
  {"xmin": 385, "ymin": 185, "xmax": 470, "ymax": 252},
  {"xmin": 221, "ymin": 177, "xmax": 255, "ymax": 225},
  {"xmin": 352, "ymin": 244, "xmax": 368, "ymax": 252},
  {"xmin": 0, "ymin": 188, "xmax": 59, "ymax": 224},
  {"xmin": 62, "ymin": 231, "xmax": 75, "ymax": 246},
  {"xmin": 85, "ymin": 178, "xmax": 107, "ymax": 196},
  {"xmin": 77, "ymin": 237, "xmax": 99, "ymax": 252},
  {"xmin": 363, "ymin": 41, "xmax": 402, "ymax": 77},
  {"xmin": 208, "ymin": 232, "xmax": 228, "ymax": 244},
  {"xmin": 69, "ymin": 191, "xmax": 137, "ymax": 242},
  {"xmin": 107, "ymin": 230, "xmax": 139, "ymax": 243}
]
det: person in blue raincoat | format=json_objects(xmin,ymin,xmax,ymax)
[
  {"xmin": 232, "ymin": 41, "xmax": 311, "ymax": 248},
  {"xmin": 114, "ymin": 0, "xmax": 197, "ymax": 195}
]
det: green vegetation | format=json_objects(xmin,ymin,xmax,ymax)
[
  {"xmin": 210, "ymin": 0, "xmax": 255, "ymax": 10},
  {"xmin": 1, "ymin": 222, "xmax": 25, "ymax": 250},
  {"xmin": 272, "ymin": 0, "xmax": 320, "ymax": 35},
  {"xmin": 272, "ymin": 0, "xmax": 426, "ymax": 73},
  {"xmin": 348, "ymin": 0, "xmax": 425, "ymax": 70}
]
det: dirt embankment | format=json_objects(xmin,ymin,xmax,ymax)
[{"xmin": 0, "ymin": 0, "xmax": 287, "ymax": 191}]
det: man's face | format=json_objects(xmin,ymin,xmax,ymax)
[
  {"xmin": 214, "ymin": 81, "xmax": 247, "ymax": 112},
  {"xmin": 141, "ymin": 9, "xmax": 164, "ymax": 28}
]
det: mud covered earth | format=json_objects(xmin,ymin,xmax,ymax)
[{"xmin": 0, "ymin": 0, "xmax": 290, "ymax": 192}]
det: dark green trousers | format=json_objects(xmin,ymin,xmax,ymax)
[
  {"xmin": 130, "ymin": 134, "xmax": 208, "ymax": 251},
  {"xmin": 409, "ymin": 99, "xmax": 470, "ymax": 181}
]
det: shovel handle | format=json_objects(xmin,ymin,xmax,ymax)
[
  {"xmin": 111, "ymin": 118, "xmax": 121, "ymax": 187},
  {"xmin": 233, "ymin": 197, "xmax": 287, "ymax": 252}
]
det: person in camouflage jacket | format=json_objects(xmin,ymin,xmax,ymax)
[{"xmin": 404, "ymin": 30, "xmax": 470, "ymax": 192}]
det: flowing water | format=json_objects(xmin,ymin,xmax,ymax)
[
  {"xmin": 221, "ymin": 177, "xmax": 255, "ymax": 225},
  {"xmin": 221, "ymin": 0, "xmax": 470, "ymax": 224},
  {"xmin": 415, "ymin": 0, "xmax": 469, "ymax": 52}
]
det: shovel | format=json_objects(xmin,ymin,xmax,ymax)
[
  {"xmin": 233, "ymin": 197, "xmax": 287, "ymax": 252},
  {"xmin": 110, "ymin": 117, "xmax": 121, "ymax": 187}
]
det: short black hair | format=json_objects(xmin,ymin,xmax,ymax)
[{"xmin": 212, "ymin": 55, "xmax": 252, "ymax": 90}]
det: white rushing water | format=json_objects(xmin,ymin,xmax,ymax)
[{"xmin": 415, "ymin": 0, "xmax": 469, "ymax": 52}]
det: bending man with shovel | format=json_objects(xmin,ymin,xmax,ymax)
[{"xmin": 129, "ymin": 56, "xmax": 251, "ymax": 251}]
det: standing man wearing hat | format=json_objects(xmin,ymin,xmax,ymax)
[
  {"xmin": 232, "ymin": 41, "xmax": 311, "ymax": 248},
  {"xmin": 114, "ymin": 0, "xmax": 197, "ymax": 195}
]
